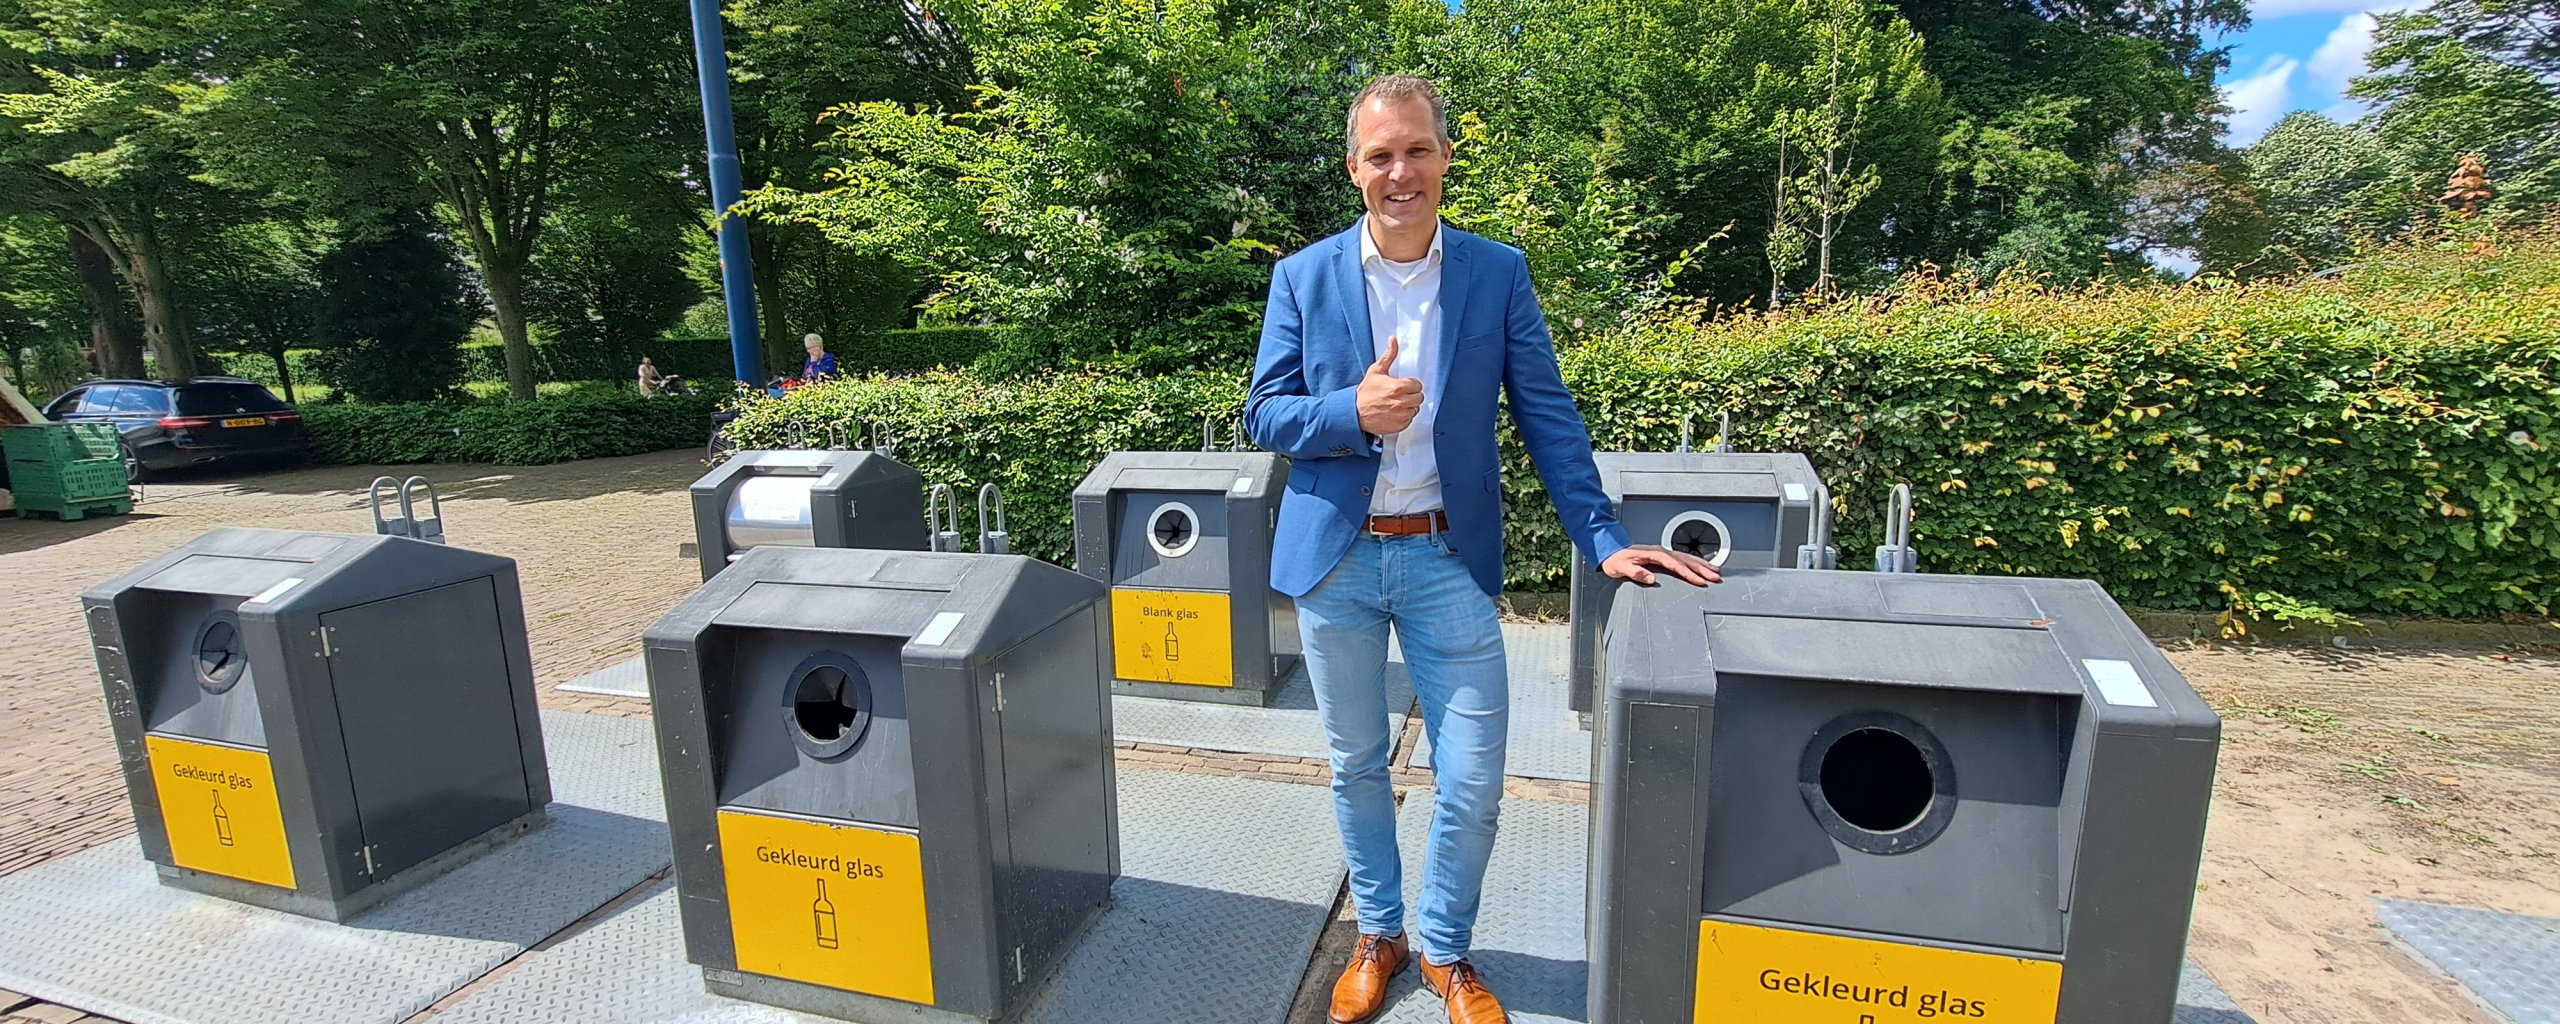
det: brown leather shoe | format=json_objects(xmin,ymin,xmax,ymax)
[
  {"xmin": 1329, "ymin": 932, "xmax": 1408, "ymax": 1024},
  {"xmin": 1420, "ymin": 957, "xmax": 1508, "ymax": 1024}
]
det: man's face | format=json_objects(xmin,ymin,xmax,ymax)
[{"xmin": 1346, "ymin": 96, "xmax": 1449, "ymax": 236}]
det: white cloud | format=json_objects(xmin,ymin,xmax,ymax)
[
  {"xmin": 2224, "ymin": 56, "xmax": 2300, "ymax": 144},
  {"xmin": 2307, "ymin": 13, "xmax": 2381, "ymax": 85}
]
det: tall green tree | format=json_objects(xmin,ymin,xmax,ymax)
[
  {"xmin": 2238, "ymin": 112, "xmax": 2416, "ymax": 274},
  {"xmin": 308, "ymin": 212, "xmax": 475, "ymax": 403},
  {"xmin": 1768, "ymin": 0, "xmax": 1934, "ymax": 298},
  {"xmin": 717, "ymin": 0, "xmax": 971, "ymax": 370},
  {"xmin": 164, "ymin": 0, "xmax": 694, "ymax": 399},
  {"xmin": 2, "ymin": 1, "xmax": 209, "ymax": 378},
  {"xmin": 1403, "ymin": 0, "xmax": 1942, "ymax": 305},
  {"xmin": 527, "ymin": 204, "xmax": 701, "ymax": 371},
  {"xmin": 183, "ymin": 218, "xmax": 322, "ymax": 399},
  {"xmin": 1889, "ymin": 1, "xmax": 2248, "ymax": 280},
  {"xmin": 744, "ymin": 0, "xmax": 1392, "ymax": 371},
  {"xmin": 2355, "ymin": 1, "xmax": 2560, "ymax": 215}
]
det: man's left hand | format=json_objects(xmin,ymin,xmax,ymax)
[{"xmin": 1599, "ymin": 545, "xmax": 1720, "ymax": 588}]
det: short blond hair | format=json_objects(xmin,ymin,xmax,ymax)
[{"xmin": 1345, "ymin": 75, "xmax": 1448, "ymax": 157}]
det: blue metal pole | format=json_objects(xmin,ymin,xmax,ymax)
[{"xmin": 688, "ymin": 0, "xmax": 763, "ymax": 385}]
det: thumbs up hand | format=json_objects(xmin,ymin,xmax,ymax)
[{"xmin": 1356, "ymin": 335, "xmax": 1424, "ymax": 435}]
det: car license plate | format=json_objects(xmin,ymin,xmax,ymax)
[{"xmin": 221, "ymin": 417, "xmax": 267, "ymax": 428}]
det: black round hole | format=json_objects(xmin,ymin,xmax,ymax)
[
  {"xmin": 195, "ymin": 617, "xmax": 247, "ymax": 694},
  {"xmin": 1668, "ymin": 518, "xmax": 1723, "ymax": 559},
  {"xmin": 1818, "ymin": 727, "xmax": 1934, "ymax": 833},
  {"xmin": 792, "ymin": 666, "xmax": 861, "ymax": 743},
  {"xmin": 1153, "ymin": 510, "xmax": 1193, "ymax": 549}
]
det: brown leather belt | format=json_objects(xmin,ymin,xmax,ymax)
[{"xmin": 1365, "ymin": 510, "xmax": 1449, "ymax": 536}]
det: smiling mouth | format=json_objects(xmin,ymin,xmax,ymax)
[{"xmin": 1387, "ymin": 192, "xmax": 1421, "ymax": 203}]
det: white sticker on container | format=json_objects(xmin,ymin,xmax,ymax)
[
  {"xmin": 916, "ymin": 611, "xmax": 965, "ymax": 647},
  {"xmin": 245, "ymin": 577, "xmax": 304, "ymax": 606},
  {"xmin": 2083, "ymin": 658, "xmax": 2158, "ymax": 708},
  {"xmin": 1231, "ymin": 476, "xmax": 1254, "ymax": 494},
  {"xmin": 1783, "ymin": 483, "xmax": 1809, "ymax": 503}
]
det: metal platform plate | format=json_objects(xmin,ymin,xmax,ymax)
[
  {"xmin": 0, "ymin": 710, "xmax": 670, "ymax": 1024},
  {"xmin": 1113, "ymin": 652, "xmax": 1413, "ymax": 761},
  {"xmin": 434, "ymin": 768, "xmax": 1345, "ymax": 1024},
  {"xmin": 1412, "ymin": 623, "xmax": 1590, "ymax": 782},
  {"xmin": 2379, "ymin": 898, "xmax": 2560, "ymax": 1024},
  {"xmin": 1369, "ymin": 792, "xmax": 2259, "ymax": 1023},
  {"xmin": 560, "ymin": 655, "xmax": 652, "ymax": 698}
]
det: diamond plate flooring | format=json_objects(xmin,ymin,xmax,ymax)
[
  {"xmin": 434, "ymin": 768, "xmax": 1344, "ymax": 1024},
  {"xmin": 560, "ymin": 655, "xmax": 651, "ymax": 698},
  {"xmin": 1112, "ymin": 652, "xmax": 1413, "ymax": 760},
  {"xmin": 0, "ymin": 710, "xmax": 671, "ymax": 1024},
  {"xmin": 1412, "ymin": 622, "xmax": 1591, "ymax": 782},
  {"xmin": 1368, "ymin": 791, "xmax": 2258, "ymax": 1023},
  {"xmin": 2378, "ymin": 898, "xmax": 2560, "ymax": 1024}
]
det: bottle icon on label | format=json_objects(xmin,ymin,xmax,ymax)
[
  {"xmin": 813, "ymin": 877, "xmax": 839, "ymax": 949},
  {"xmin": 211, "ymin": 789, "xmax": 234, "ymax": 847},
  {"xmin": 1162, "ymin": 621, "xmax": 1180, "ymax": 661}
]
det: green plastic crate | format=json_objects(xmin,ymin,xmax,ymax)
[
  {"xmin": 2, "ymin": 422, "xmax": 122, "ymax": 463},
  {"xmin": 6, "ymin": 456, "xmax": 129, "ymax": 504}
]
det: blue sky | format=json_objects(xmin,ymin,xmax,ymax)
[{"xmin": 2216, "ymin": 1, "xmax": 2423, "ymax": 145}]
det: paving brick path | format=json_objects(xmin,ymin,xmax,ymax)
[{"xmin": 0, "ymin": 452, "xmax": 709, "ymax": 879}]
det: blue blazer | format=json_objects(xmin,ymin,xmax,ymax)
[{"xmin": 1246, "ymin": 222, "xmax": 1630, "ymax": 597}]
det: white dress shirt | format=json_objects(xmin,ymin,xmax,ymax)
[{"xmin": 1359, "ymin": 216, "xmax": 1446, "ymax": 517}]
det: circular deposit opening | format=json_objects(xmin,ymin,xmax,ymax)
[
  {"xmin": 784, "ymin": 654, "xmax": 873, "ymax": 759},
  {"xmin": 1798, "ymin": 711, "xmax": 1956, "ymax": 856}
]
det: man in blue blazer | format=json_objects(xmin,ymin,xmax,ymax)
[{"xmin": 1246, "ymin": 76, "xmax": 1716, "ymax": 1024}]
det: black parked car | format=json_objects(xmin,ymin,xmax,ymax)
[{"xmin": 38, "ymin": 378, "xmax": 310, "ymax": 480}]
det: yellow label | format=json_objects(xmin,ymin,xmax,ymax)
[
  {"xmin": 1696, "ymin": 919, "xmax": 2061, "ymax": 1023},
  {"xmin": 717, "ymin": 809, "xmax": 934, "ymax": 1006},
  {"xmin": 1111, "ymin": 588, "xmax": 1233, "ymax": 687},
  {"xmin": 145, "ymin": 735, "xmax": 295, "ymax": 889}
]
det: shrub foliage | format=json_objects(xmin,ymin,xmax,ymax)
[
  {"xmin": 303, "ymin": 391, "xmax": 724, "ymax": 466},
  {"xmin": 729, "ymin": 247, "xmax": 2558, "ymax": 618}
]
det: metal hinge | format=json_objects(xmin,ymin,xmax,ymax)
[
  {"xmin": 316, "ymin": 626, "xmax": 337, "ymax": 658},
  {"xmin": 359, "ymin": 845, "xmax": 379, "ymax": 875},
  {"xmin": 1012, "ymin": 945, "xmax": 1025, "ymax": 983},
  {"xmin": 993, "ymin": 673, "xmax": 1007, "ymax": 713}
]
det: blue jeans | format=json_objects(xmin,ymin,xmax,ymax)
[{"xmin": 1296, "ymin": 532, "xmax": 1508, "ymax": 966}]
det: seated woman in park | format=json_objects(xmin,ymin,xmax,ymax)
[{"xmin": 800, "ymin": 333, "xmax": 838, "ymax": 380}]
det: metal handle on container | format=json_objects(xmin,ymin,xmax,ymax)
[
  {"xmin": 1795, "ymin": 482, "xmax": 1838, "ymax": 570},
  {"xmin": 1677, "ymin": 414, "xmax": 1694, "ymax": 454},
  {"xmin": 1874, "ymin": 483, "xmax": 1917, "ymax": 574},
  {"xmin": 928, "ymin": 484, "xmax": 961, "ymax": 552},
  {"xmin": 401, "ymin": 476, "xmax": 445, "ymax": 543},
  {"xmin": 368, "ymin": 476, "xmax": 404, "ymax": 536},
  {"xmin": 1716, "ymin": 410, "xmax": 1733, "ymax": 453},
  {"xmin": 871, "ymin": 419, "xmax": 895, "ymax": 458},
  {"xmin": 978, "ymin": 483, "xmax": 1011, "ymax": 554},
  {"xmin": 1231, "ymin": 411, "xmax": 1248, "ymax": 452}
]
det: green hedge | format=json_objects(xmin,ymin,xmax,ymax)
[
  {"xmin": 227, "ymin": 328, "xmax": 1001, "ymax": 393},
  {"xmin": 724, "ymin": 261, "xmax": 2559, "ymax": 619},
  {"xmin": 302, "ymin": 391, "xmax": 724, "ymax": 465}
]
